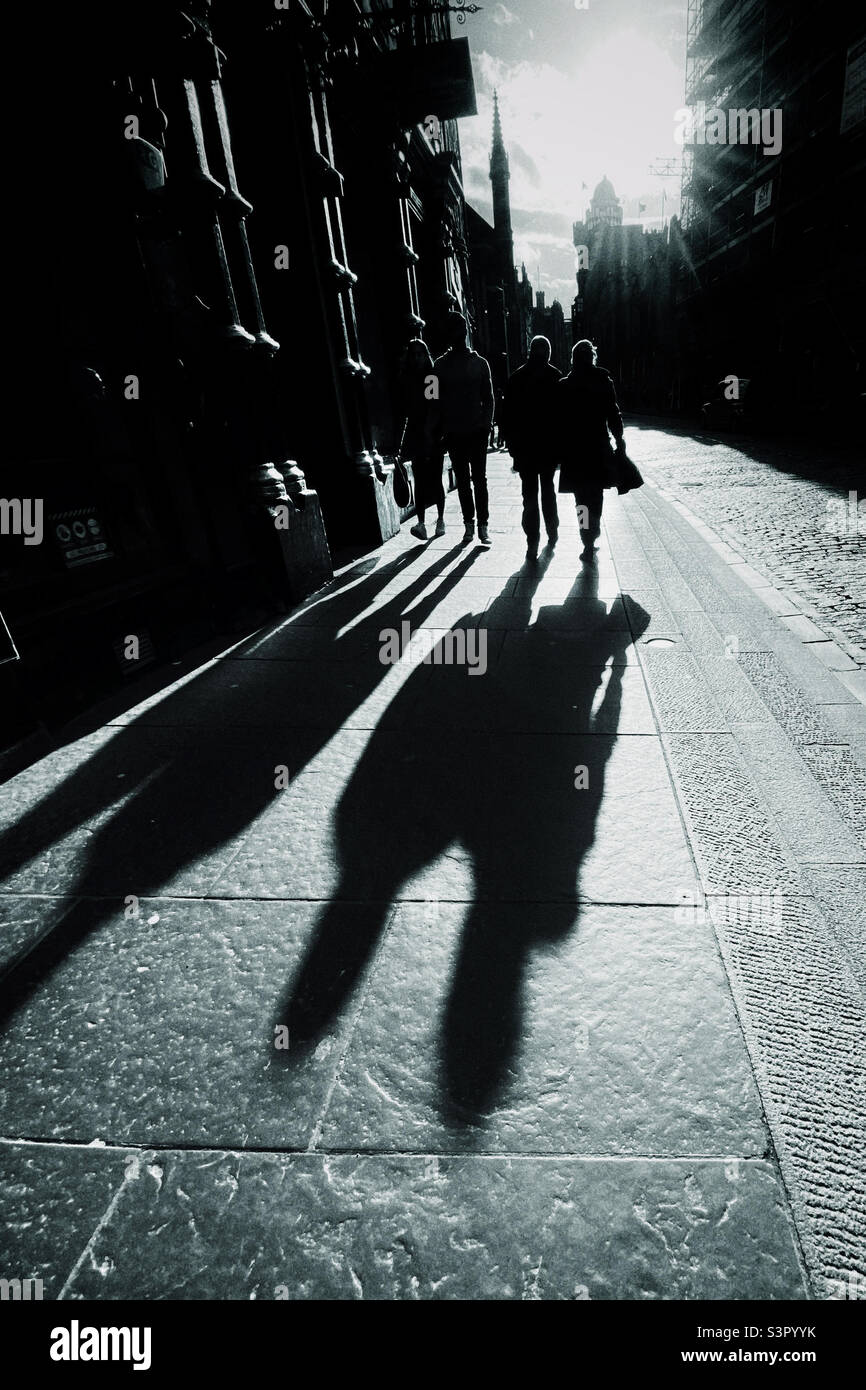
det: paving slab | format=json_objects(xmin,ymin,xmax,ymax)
[
  {"xmin": 0, "ymin": 899, "xmax": 370, "ymax": 1150},
  {"xmin": 0, "ymin": 1139, "xmax": 131, "ymax": 1300},
  {"xmin": 58, "ymin": 1148, "xmax": 806, "ymax": 1301},
  {"xmin": 321, "ymin": 902, "xmax": 767, "ymax": 1154},
  {"xmin": 0, "ymin": 897, "xmax": 80, "ymax": 979}
]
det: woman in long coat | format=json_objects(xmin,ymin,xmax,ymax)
[
  {"xmin": 557, "ymin": 339, "xmax": 625, "ymax": 560},
  {"xmin": 399, "ymin": 338, "xmax": 446, "ymax": 542}
]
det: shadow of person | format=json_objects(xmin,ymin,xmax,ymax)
[
  {"xmin": 279, "ymin": 550, "xmax": 651, "ymax": 1129},
  {"xmin": 0, "ymin": 542, "xmax": 481, "ymax": 1022}
]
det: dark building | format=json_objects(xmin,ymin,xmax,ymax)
[
  {"xmin": 2, "ymin": 0, "xmax": 477, "ymax": 746},
  {"xmin": 572, "ymin": 177, "xmax": 680, "ymax": 409},
  {"xmin": 676, "ymin": 0, "xmax": 866, "ymax": 424},
  {"xmin": 531, "ymin": 292, "xmax": 572, "ymax": 374}
]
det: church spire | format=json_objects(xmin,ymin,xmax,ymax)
[{"xmin": 490, "ymin": 89, "xmax": 509, "ymax": 181}]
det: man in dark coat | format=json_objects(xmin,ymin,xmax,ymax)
[
  {"xmin": 557, "ymin": 339, "xmax": 624, "ymax": 561},
  {"xmin": 501, "ymin": 335, "xmax": 562, "ymax": 561},
  {"xmin": 433, "ymin": 312, "xmax": 495, "ymax": 547}
]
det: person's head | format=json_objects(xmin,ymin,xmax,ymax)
[
  {"xmin": 573, "ymin": 339, "xmax": 597, "ymax": 367},
  {"xmin": 404, "ymin": 338, "xmax": 433, "ymax": 373},
  {"xmin": 445, "ymin": 311, "xmax": 468, "ymax": 348},
  {"xmin": 528, "ymin": 335, "xmax": 551, "ymax": 365}
]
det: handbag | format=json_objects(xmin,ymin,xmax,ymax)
[
  {"xmin": 613, "ymin": 441, "xmax": 644, "ymax": 495},
  {"xmin": 393, "ymin": 454, "xmax": 412, "ymax": 508},
  {"xmin": 393, "ymin": 419, "xmax": 413, "ymax": 508}
]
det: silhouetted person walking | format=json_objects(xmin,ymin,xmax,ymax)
[
  {"xmin": 434, "ymin": 311, "xmax": 495, "ymax": 547},
  {"xmin": 558, "ymin": 339, "xmax": 625, "ymax": 561},
  {"xmin": 502, "ymin": 335, "xmax": 562, "ymax": 561},
  {"xmin": 398, "ymin": 338, "xmax": 446, "ymax": 542}
]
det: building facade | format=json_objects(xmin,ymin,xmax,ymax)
[
  {"xmin": 2, "ymin": 0, "xmax": 478, "ymax": 745},
  {"xmin": 572, "ymin": 177, "xmax": 681, "ymax": 409},
  {"xmin": 531, "ymin": 293, "xmax": 572, "ymax": 374},
  {"xmin": 677, "ymin": 0, "xmax": 866, "ymax": 424}
]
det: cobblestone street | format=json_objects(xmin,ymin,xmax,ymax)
[{"xmin": 1, "ymin": 437, "xmax": 864, "ymax": 1301}]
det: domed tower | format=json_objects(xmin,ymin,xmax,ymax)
[{"xmin": 586, "ymin": 175, "xmax": 623, "ymax": 231}]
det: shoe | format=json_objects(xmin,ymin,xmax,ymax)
[
  {"xmin": 478, "ymin": 525, "xmax": 492, "ymax": 547},
  {"xmin": 526, "ymin": 544, "xmax": 539, "ymax": 563},
  {"xmin": 434, "ymin": 518, "xmax": 446, "ymax": 537},
  {"xmin": 580, "ymin": 546, "xmax": 597, "ymax": 563},
  {"xmin": 462, "ymin": 523, "xmax": 475, "ymax": 544},
  {"xmin": 546, "ymin": 528, "xmax": 558, "ymax": 547},
  {"xmin": 409, "ymin": 523, "xmax": 428, "ymax": 541}
]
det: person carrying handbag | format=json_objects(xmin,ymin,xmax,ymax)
[
  {"xmin": 397, "ymin": 339, "xmax": 446, "ymax": 541},
  {"xmin": 557, "ymin": 340, "xmax": 630, "ymax": 561}
]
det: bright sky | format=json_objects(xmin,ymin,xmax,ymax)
[{"xmin": 457, "ymin": 0, "xmax": 687, "ymax": 306}]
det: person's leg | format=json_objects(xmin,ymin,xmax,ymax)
[
  {"xmin": 435, "ymin": 481, "xmax": 445, "ymax": 518},
  {"xmin": 468, "ymin": 431, "xmax": 489, "ymax": 528},
  {"xmin": 518, "ymin": 460, "xmax": 541, "ymax": 550},
  {"xmin": 447, "ymin": 435, "xmax": 475, "ymax": 528},
  {"xmin": 576, "ymin": 485, "xmax": 603, "ymax": 555},
  {"xmin": 410, "ymin": 459, "xmax": 428, "ymax": 539},
  {"xmin": 586, "ymin": 485, "xmax": 603, "ymax": 541},
  {"xmin": 539, "ymin": 465, "xmax": 559, "ymax": 541},
  {"xmin": 431, "ymin": 453, "xmax": 446, "ymax": 535},
  {"xmin": 431, "ymin": 451, "xmax": 446, "ymax": 521}
]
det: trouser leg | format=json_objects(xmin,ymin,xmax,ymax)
[
  {"xmin": 468, "ymin": 432, "xmax": 489, "ymax": 527},
  {"xmin": 575, "ymin": 485, "xmax": 604, "ymax": 546},
  {"xmin": 447, "ymin": 436, "xmax": 475, "ymax": 525},
  {"xmin": 539, "ymin": 467, "xmax": 559, "ymax": 538},
  {"xmin": 518, "ymin": 462, "xmax": 541, "ymax": 544}
]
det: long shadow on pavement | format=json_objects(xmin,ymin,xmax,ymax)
[
  {"xmin": 0, "ymin": 543, "xmax": 480, "ymax": 1021},
  {"xmin": 279, "ymin": 552, "xmax": 650, "ymax": 1128}
]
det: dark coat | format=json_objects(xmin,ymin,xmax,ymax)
[
  {"xmin": 500, "ymin": 361, "xmax": 562, "ymax": 461},
  {"xmin": 398, "ymin": 368, "xmax": 443, "ymax": 510},
  {"xmin": 556, "ymin": 364, "xmax": 624, "ymax": 493},
  {"xmin": 399, "ymin": 368, "xmax": 437, "ymax": 462}
]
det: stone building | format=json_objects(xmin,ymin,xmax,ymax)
[
  {"xmin": 531, "ymin": 294, "xmax": 572, "ymax": 374},
  {"xmin": 677, "ymin": 0, "xmax": 865, "ymax": 424},
  {"xmin": 572, "ymin": 177, "xmax": 681, "ymax": 410}
]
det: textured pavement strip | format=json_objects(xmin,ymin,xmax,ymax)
[{"xmin": 605, "ymin": 475, "xmax": 866, "ymax": 1299}]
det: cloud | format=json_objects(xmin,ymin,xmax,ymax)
[
  {"xmin": 491, "ymin": 4, "xmax": 519, "ymax": 25},
  {"xmin": 460, "ymin": 36, "xmax": 683, "ymax": 230},
  {"xmin": 509, "ymin": 142, "xmax": 542, "ymax": 187}
]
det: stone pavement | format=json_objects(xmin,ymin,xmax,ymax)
[
  {"xmin": 1, "ymin": 435, "xmax": 864, "ymax": 1301},
  {"xmin": 629, "ymin": 421, "xmax": 865, "ymax": 655}
]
